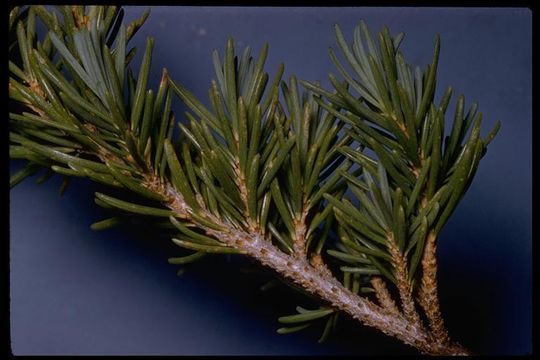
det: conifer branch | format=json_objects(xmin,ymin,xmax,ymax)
[{"xmin": 9, "ymin": 6, "xmax": 501, "ymax": 355}]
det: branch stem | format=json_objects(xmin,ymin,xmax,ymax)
[
  {"xmin": 149, "ymin": 174, "xmax": 469, "ymax": 355},
  {"xmin": 419, "ymin": 231, "xmax": 450, "ymax": 344}
]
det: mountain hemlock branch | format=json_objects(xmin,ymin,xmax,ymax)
[{"xmin": 9, "ymin": 6, "xmax": 501, "ymax": 356}]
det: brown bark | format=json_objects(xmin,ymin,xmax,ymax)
[
  {"xmin": 371, "ymin": 276, "xmax": 400, "ymax": 315},
  {"xmin": 419, "ymin": 231, "xmax": 450, "ymax": 345}
]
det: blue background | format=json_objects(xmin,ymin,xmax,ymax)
[{"xmin": 9, "ymin": 6, "xmax": 532, "ymax": 355}]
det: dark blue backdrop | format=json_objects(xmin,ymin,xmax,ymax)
[{"xmin": 9, "ymin": 6, "xmax": 532, "ymax": 355}]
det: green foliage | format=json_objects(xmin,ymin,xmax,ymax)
[
  {"xmin": 305, "ymin": 20, "xmax": 500, "ymax": 285},
  {"xmin": 169, "ymin": 38, "xmax": 352, "ymax": 259},
  {"xmin": 9, "ymin": 6, "xmax": 499, "ymax": 349}
]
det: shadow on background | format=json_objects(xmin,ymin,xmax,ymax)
[{"xmin": 10, "ymin": 163, "xmax": 529, "ymax": 355}]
